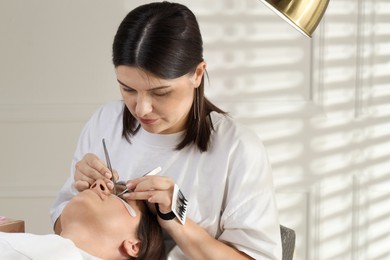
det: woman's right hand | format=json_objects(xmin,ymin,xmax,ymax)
[{"xmin": 74, "ymin": 153, "xmax": 117, "ymax": 192}]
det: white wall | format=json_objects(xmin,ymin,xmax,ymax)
[
  {"xmin": 1, "ymin": 1, "xmax": 389, "ymax": 259},
  {"xmin": 0, "ymin": 0, "xmax": 124, "ymax": 233}
]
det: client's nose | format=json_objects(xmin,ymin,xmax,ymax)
[{"xmin": 90, "ymin": 179, "xmax": 110, "ymax": 196}]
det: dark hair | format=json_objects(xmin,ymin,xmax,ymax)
[
  {"xmin": 112, "ymin": 1, "xmax": 226, "ymax": 152},
  {"xmin": 130, "ymin": 201, "xmax": 165, "ymax": 260}
]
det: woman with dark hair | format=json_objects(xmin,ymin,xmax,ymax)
[
  {"xmin": 51, "ymin": 2, "xmax": 282, "ymax": 259},
  {"xmin": 1, "ymin": 179, "xmax": 164, "ymax": 260}
]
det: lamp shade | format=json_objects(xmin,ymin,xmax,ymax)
[{"xmin": 260, "ymin": 0, "xmax": 330, "ymax": 38}]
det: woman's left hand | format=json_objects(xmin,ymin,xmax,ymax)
[
  {"xmin": 122, "ymin": 175, "xmax": 175, "ymax": 215},
  {"xmin": 123, "ymin": 176, "xmax": 253, "ymax": 259}
]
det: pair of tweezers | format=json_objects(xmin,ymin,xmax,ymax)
[
  {"xmin": 115, "ymin": 166, "xmax": 162, "ymax": 197},
  {"xmin": 102, "ymin": 138, "xmax": 117, "ymax": 195},
  {"xmin": 102, "ymin": 138, "xmax": 162, "ymax": 197}
]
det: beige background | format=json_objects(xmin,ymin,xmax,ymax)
[{"xmin": 1, "ymin": 1, "xmax": 389, "ymax": 259}]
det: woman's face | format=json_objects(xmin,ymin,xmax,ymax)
[
  {"xmin": 116, "ymin": 65, "xmax": 200, "ymax": 134},
  {"xmin": 61, "ymin": 179, "xmax": 142, "ymax": 240}
]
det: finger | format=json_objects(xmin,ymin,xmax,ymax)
[
  {"xmin": 146, "ymin": 190, "xmax": 172, "ymax": 206},
  {"xmin": 75, "ymin": 155, "xmax": 110, "ymax": 182},
  {"xmin": 127, "ymin": 176, "xmax": 173, "ymax": 192},
  {"xmin": 74, "ymin": 180, "xmax": 90, "ymax": 192},
  {"xmin": 75, "ymin": 170, "xmax": 114, "ymax": 190},
  {"xmin": 148, "ymin": 191, "xmax": 173, "ymax": 214},
  {"xmin": 107, "ymin": 181, "xmax": 114, "ymax": 190},
  {"xmin": 74, "ymin": 170, "xmax": 96, "ymax": 185},
  {"xmin": 86, "ymin": 155, "xmax": 112, "ymax": 178},
  {"xmin": 124, "ymin": 190, "xmax": 172, "ymax": 208},
  {"xmin": 75, "ymin": 166, "xmax": 104, "ymax": 186},
  {"xmin": 123, "ymin": 190, "xmax": 153, "ymax": 201}
]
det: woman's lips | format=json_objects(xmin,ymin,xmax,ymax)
[{"xmin": 139, "ymin": 118, "xmax": 158, "ymax": 125}]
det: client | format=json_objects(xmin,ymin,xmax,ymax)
[{"xmin": 0, "ymin": 179, "xmax": 165, "ymax": 260}]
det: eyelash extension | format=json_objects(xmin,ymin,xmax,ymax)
[{"xmin": 171, "ymin": 184, "xmax": 188, "ymax": 225}]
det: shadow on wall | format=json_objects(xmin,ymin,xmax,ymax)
[{"xmin": 192, "ymin": 0, "xmax": 390, "ymax": 259}]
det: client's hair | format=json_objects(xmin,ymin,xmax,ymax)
[{"xmin": 131, "ymin": 201, "xmax": 165, "ymax": 260}]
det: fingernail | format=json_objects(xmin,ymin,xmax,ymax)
[
  {"xmin": 104, "ymin": 172, "xmax": 111, "ymax": 178},
  {"xmin": 122, "ymin": 193, "xmax": 131, "ymax": 198},
  {"xmin": 126, "ymin": 182, "xmax": 135, "ymax": 189}
]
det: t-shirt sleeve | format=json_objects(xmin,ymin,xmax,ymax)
[
  {"xmin": 218, "ymin": 127, "xmax": 282, "ymax": 259},
  {"xmin": 218, "ymin": 191, "xmax": 282, "ymax": 259}
]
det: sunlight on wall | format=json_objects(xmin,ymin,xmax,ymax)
[
  {"xmin": 307, "ymin": 0, "xmax": 390, "ymax": 259},
  {"xmin": 191, "ymin": 0, "xmax": 389, "ymax": 259}
]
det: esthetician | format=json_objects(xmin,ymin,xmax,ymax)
[{"xmin": 50, "ymin": 2, "xmax": 282, "ymax": 259}]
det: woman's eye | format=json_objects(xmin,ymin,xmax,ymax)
[
  {"xmin": 122, "ymin": 86, "xmax": 136, "ymax": 93},
  {"xmin": 153, "ymin": 90, "xmax": 170, "ymax": 97}
]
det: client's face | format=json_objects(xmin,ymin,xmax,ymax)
[
  {"xmin": 61, "ymin": 180, "xmax": 143, "ymax": 254},
  {"xmin": 61, "ymin": 180, "xmax": 141, "ymax": 232}
]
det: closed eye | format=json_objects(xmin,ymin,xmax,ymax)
[
  {"xmin": 121, "ymin": 85, "xmax": 136, "ymax": 93},
  {"xmin": 117, "ymin": 80, "xmax": 136, "ymax": 93},
  {"xmin": 115, "ymin": 182, "xmax": 129, "ymax": 196},
  {"xmin": 152, "ymin": 90, "xmax": 171, "ymax": 97}
]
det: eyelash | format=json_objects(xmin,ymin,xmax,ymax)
[
  {"xmin": 122, "ymin": 87, "xmax": 135, "ymax": 93},
  {"xmin": 153, "ymin": 91, "xmax": 170, "ymax": 97},
  {"xmin": 121, "ymin": 86, "xmax": 170, "ymax": 97}
]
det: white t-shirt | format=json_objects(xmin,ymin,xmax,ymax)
[
  {"xmin": 0, "ymin": 232, "xmax": 100, "ymax": 260},
  {"xmin": 50, "ymin": 100, "xmax": 282, "ymax": 259}
]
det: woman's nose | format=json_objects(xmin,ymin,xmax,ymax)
[
  {"xmin": 90, "ymin": 179, "xmax": 110, "ymax": 196},
  {"xmin": 135, "ymin": 94, "xmax": 153, "ymax": 117}
]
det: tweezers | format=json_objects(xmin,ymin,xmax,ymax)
[
  {"xmin": 102, "ymin": 138, "xmax": 117, "ymax": 195},
  {"xmin": 116, "ymin": 166, "xmax": 162, "ymax": 197}
]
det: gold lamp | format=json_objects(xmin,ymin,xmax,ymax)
[{"xmin": 260, "ymin": 0, "xmax": 330, "ymax": 38}]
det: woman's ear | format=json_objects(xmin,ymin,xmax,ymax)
[
  {"xmin": 123, "ymin": 239, "xmax": 141, "ymax": 258},
  {"xmin": 192, "ymin": 61, "xmax": 206, "ymax": 88}
]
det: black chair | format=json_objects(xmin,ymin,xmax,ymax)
[{"xmin": 280, "ymin": 225, "xmax": 296, "ymax": 260}]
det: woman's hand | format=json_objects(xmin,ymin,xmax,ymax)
[
  {"xmin": 122, "ymin": 176, "xmax": 253, "ymax": 259},
  {"xmin": 123, "ymin": 175, "xmax": 175, "ymax": 220},
  {"xmin": 74, "ymin": 153, "xmax": 117, "ymax": 192}
]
